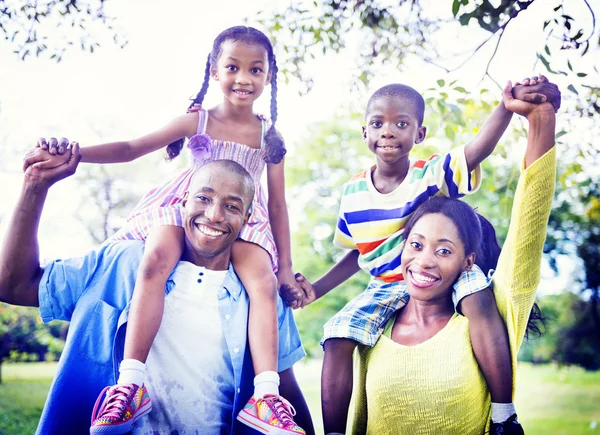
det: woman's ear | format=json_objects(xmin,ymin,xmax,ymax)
[{"xmin": 463, "ymin": 252, "xmax": 476, "ymax": 271}]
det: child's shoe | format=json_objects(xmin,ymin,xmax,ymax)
[
  {"xmin": 237, "ymin": 394, "xmax": 306, "ymax": 434},
  {"xmin": 489, "ymin": 413, "xmax": 525, "ymax": 435},
  {"xmin": 90, "ymin": 383, "xmax": 152, "ymax": 434}
]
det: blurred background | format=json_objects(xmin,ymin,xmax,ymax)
[{"xmin": 0, "ymin": 0, "xmax": 598, "ymax": 433}]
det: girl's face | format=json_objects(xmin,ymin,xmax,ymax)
[
  {"xmin": 401, "ymin": 213, "xmax": 475, "ymax": 303},
  {"xmin": 211, "ymin": 40, "xmax": 271, "ymax": 108}
]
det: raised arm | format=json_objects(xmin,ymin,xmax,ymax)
[
  {"xmin": 493, "ymin": 82, "xmax": 557, "ymax": 350},
  {"xmin": 0, "ymin": 144, "xmax": 81, "ymax": 306},
  {"xmin": 27, "ymin": 111, "xmax": 198, "ymax": 167}
]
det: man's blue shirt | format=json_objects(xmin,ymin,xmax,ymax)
[{"xmin": 36, "ymin": 241, "xmax": 305, "ymax": 434}]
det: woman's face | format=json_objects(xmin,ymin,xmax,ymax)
[{"xmin": 402, "ymin": 213, "xmax": 475, "ymax": 302}]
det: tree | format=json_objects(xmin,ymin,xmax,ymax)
[{"xmin": 1, "ymin": 0, "xmax": 126, "ymax": 61}]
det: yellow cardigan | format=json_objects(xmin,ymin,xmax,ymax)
[{"xmin": 351, "ymin": 147, "xmax": 556, "ymax": 435}]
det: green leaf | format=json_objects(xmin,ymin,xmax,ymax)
[
  {"xmin": 452, "ymin": 0, "xmax": 460, "ymax": 17},
  {"xmin": 567, "ymin": 84, "xmax": 578, "ymax": 95},
  {"xmin": 437, "ymin": 79, "xmax": 445, "ymax": 87},
  {"xmin": 453, "ymin": 86, "xmax": 467, "ymax": 93},
  {"xmin": 555, "ymin": 130, "xmax": 567, "ymax": 140},
  {"xmin": 577, "ymin": 72, "xmax": 587, "ymax": 77},
  {"xmin": 445, "ymin": 124, "xmax": 456, "ymax": 141},
  {"xmin": 568, "ymin": 60, "xmax": 573, "ymax": 71},
  {"xmin": 544, "ymin": 45, "xmax": 551, "ymax": 56}
]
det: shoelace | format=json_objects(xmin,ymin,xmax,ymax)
[
  {"xmin": 96, "ymin": 385, "xmax": 136, "ymax": 421},
  {"xmin": 263, "ymin": 394, "xmax": 297, "ymax": 428}
]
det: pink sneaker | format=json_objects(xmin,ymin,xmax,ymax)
[
  {"xmin": 237, "ymin": 394, "xmax": 306, "ymax": 434},
  {"xmin": 90, "ymin": 383, "xmax": 152, "ymax": 434}
]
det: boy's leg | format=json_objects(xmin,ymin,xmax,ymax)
[
  {"xmin": 233, "ymin": 240, "xmax": 306, "ymax": 434},
  {"xmin": 322, "ymin": 338, "xmax": 359, "ymax": 435},
  {"xmin": 459, "ymin": 286, "xmax": 523, "ymax": 434}
]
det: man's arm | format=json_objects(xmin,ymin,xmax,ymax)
[
  {"xmin": 279, "ymin": 367, "xmax": 315, "ymax": 435},
  {"xmin": 0, "ymin": 144, "xmax": 80, "ymax": 306}
]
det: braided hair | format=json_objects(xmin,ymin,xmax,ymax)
[{"xmin": 166, "ymin": 26, "xmax": 286, "ymax": 164}]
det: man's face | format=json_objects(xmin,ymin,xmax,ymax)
[{"xmin": 182, "ymin": 167, "xmax": 251, "ymax": 270}]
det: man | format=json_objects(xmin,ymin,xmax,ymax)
[{"xmin": 0, "ymin": 144, "xmax": 314, "ymax": 435}]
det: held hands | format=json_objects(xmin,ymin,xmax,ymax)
[
  {"xmin": 23, "ymin": 137, "xmax": 74, "ymax": 172},
  {"xmin": 277, "ymin": 267, "xmax": 305, "ymax": 309},
  {"xmin": 279, "ymin": 272, "xmax": 317, "ymax": 310},
  {"xmin": 511, "ymin": 75, "xmax": 561, "ymax": 113},
  {"xmin": 24, "ymin": 141, "xmax": 81, "ymax": 189},
  {"xmin": 503, "ymin": 77, "xmax": 558, "ymax": 119}
]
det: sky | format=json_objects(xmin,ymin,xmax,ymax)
[{"xmin": 0, "ymin": 0, "xmax": 597, "ymax": 288}]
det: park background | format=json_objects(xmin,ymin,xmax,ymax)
[{"xmin": 0, "ymin": 0, "xmax": 599, "ymax": 433}]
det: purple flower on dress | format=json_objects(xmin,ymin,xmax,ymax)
[{"xmin": 187, "ymin": 133, "xmax": 213, "ymax": 163}]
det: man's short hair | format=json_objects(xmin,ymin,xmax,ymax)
[
  {"xmin": 193, "ymin": 160, "xmax": 255, "ymax": 213},
  {"xmin": 366, "ymin": 84, "xmax": 425, "ymax": 126}
]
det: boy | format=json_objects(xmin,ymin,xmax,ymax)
[{"xmin": 284, "ymin": 77, "xmax": 560, "ymax": 435}]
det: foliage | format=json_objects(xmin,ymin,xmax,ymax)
[
  {"xmin": 0, "ymin": 0, "xmax": 126, "ymax": 61},
  {"xmin": 0, "ymin": 304, "xmax": 66, "ymax": 383}
]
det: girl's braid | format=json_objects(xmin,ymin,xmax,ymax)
[
  {"xmin": 263, "ymin": 57, "xmax": 286, "ymax": 164},
  {"xmin": 166, "ymin": 54, "xmax": 212, "ymax": 160}
]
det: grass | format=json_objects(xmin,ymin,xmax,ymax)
[{"xmin": 0, "ymin": 361, "xmax": 599, "ymax": 434}]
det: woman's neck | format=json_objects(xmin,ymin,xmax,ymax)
[
  {"xmin": 216, "ymin": 99, "xmax": 256, "ymax": 123},
  {"xmin": 392, "ymin": 296, "xmax": 455, "ymax": 346}
]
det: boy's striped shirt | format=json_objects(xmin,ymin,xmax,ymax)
[{"xmin": 333, "ymin": 146, "xmax": 481, "ymax": 282}]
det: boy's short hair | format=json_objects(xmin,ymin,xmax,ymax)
[{"xmin": 366, "ymin": 84, "xmax": 425, "ymax": 126}]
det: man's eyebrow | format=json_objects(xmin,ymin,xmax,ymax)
[{"xmin": 226, "ymin": 194, "xmax": 244, "ymax": 204}]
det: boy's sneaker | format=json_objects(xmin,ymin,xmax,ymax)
[
  {"xmin": 90, "ymin": 383, "xmax": 152, "ymax": 434},
  {"xmin": 489, "ymin": 413, "xmax": 525, "ymax": 435},
  {"xmin": 237, "ymin": 394, "xmax": 306, "ymax": 434}
]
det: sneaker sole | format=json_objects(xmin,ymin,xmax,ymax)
[
  {"xmin": 90, "ymin": 402, "xmax": 152, "ymax": 435},
  {"xmin": 236, "ymin": 411, "xmax": 303, "ymax": 435}
]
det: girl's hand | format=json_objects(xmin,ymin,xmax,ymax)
[
  {"xmin": 23, "ymin": 141, "xmax": 79, "ymax": 172},
  {"xmin": 512, "ymin": 75, "xmax": 561, "ymax": 113},
  {"xmin": 37, "ymin": 137, "xmax": 71, "ymax": 155},
  {"xmin": 502, "ymin": 81, "xmax": 556, "ymax": 119},
  {"xmin": 277, "ymin": 267, "xmax": 304, "ymax": 309}
]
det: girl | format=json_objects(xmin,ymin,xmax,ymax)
[{"xmin": 31, "ymin": 26, "xmax": 305, "ymax": 435}]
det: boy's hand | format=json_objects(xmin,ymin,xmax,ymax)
[
  {"xmin": 503, "ymin": 81, "xmax": 556, "ymax": 119},
  {"xmin": 37, "ymin": 137, "xmax": 71, "ymax": 155},
  {"xmin": 512, "ymin": 75, "xmax": 561, "ymax": 113},
  {"xmin": 295, "ymin": 273, "xmax": 317, "ymax": 308},
  {"xmin": 277, "ymin": 267, "xmax": 304, "ymax": 309}
]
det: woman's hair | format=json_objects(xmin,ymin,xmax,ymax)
[
  {"xmin": 403, "ymin": 196, "xmax": 544, "ymax": 338},
  {"xmin": 166, "ymin": 26, "xmax": 285, "ymax": 164}
]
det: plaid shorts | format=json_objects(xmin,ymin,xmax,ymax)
[{"xmin": 321, "ymin": 264, "xmax": 491, "ymax": 348}]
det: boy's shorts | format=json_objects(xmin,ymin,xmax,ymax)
[{"xmin": 321, "ymin": 264, "xmax": 492, "ymax": 348}]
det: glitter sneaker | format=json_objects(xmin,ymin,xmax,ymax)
[
  {"xmin": 90, "ymin": 383, "xmax": 152, "ymax": 434},
  {"xmin": 237, "ymin": 394, "xmax": 306, "ymax": 434}
]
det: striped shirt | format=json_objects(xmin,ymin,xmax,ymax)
[{"xmin": 333, "ymin": 146, "xmax": 481, "ymax": 283}]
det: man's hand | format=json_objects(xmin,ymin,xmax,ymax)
[
  {"xmin": 24, "ymin": 142, "xmax": 81, "ymax": 190},
  {"xmin": 512, "ymin": 75, "xmax": 561, "ymax": 113}
]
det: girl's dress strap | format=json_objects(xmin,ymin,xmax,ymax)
[
  {"xmin": 260, "ymin": 116, "xmax": 268, "ymax": 150},
  {"xmin": 197, "ymin": 109, "xmax": 208, "ymax": 135}
]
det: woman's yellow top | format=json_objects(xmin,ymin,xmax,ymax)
[{"xmin": 351, "ymin": 147, "xmax": 556, "ymax": 435}]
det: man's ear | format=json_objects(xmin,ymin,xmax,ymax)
[
  {"xmin": 463, "ymin": 252, "xmax": 476, "ymax": 271},
  {"xmin": 415, "ymin": 126, "xmax": 427, "ymax": 144},
  {"xmin": 362, "ymin": 125, "xmax": 367, "ymax": 141},
  {"xmin": 243, "ymin": 210, "xmax": 251, "ymax": 226},
  {"xmin": 182, "ymin": 191, "xmax": 189, "ymax": 207}
]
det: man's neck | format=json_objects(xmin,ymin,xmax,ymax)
[{"xmin": 180, "ymin": 249, "xmax": 230, "ymax": 271}]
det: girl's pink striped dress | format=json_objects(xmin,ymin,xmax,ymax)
[{"xmin": 110, "ymin": 109, "xmax": 279, "ymax": 271}]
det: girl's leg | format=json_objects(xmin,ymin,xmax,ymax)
[
  {"xmin": 233, "ymin": 240, "xmax": 306, "ymax": 433},
  {"xmin": 232, "ymin": 239, "xmax": 278, "ymax": 383},
  {"xmin": 322, "ymin": 338, "xmax": 359, "ymax": 434},
  {"xmin": 122, "ymin": 225, "xmax": 184, "ymax": 371},
  {"xmin": 459, "ymin": 289, "xmax": 519, "ymax": 425}
]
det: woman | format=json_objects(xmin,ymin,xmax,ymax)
[{"xmin": 351, "ymin": 83, "xmax": 558, "ymax": 435}]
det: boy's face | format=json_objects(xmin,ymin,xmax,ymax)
[{"xmin": 362, "ymin": 96, "xmax": 426, "ymax": 166}]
